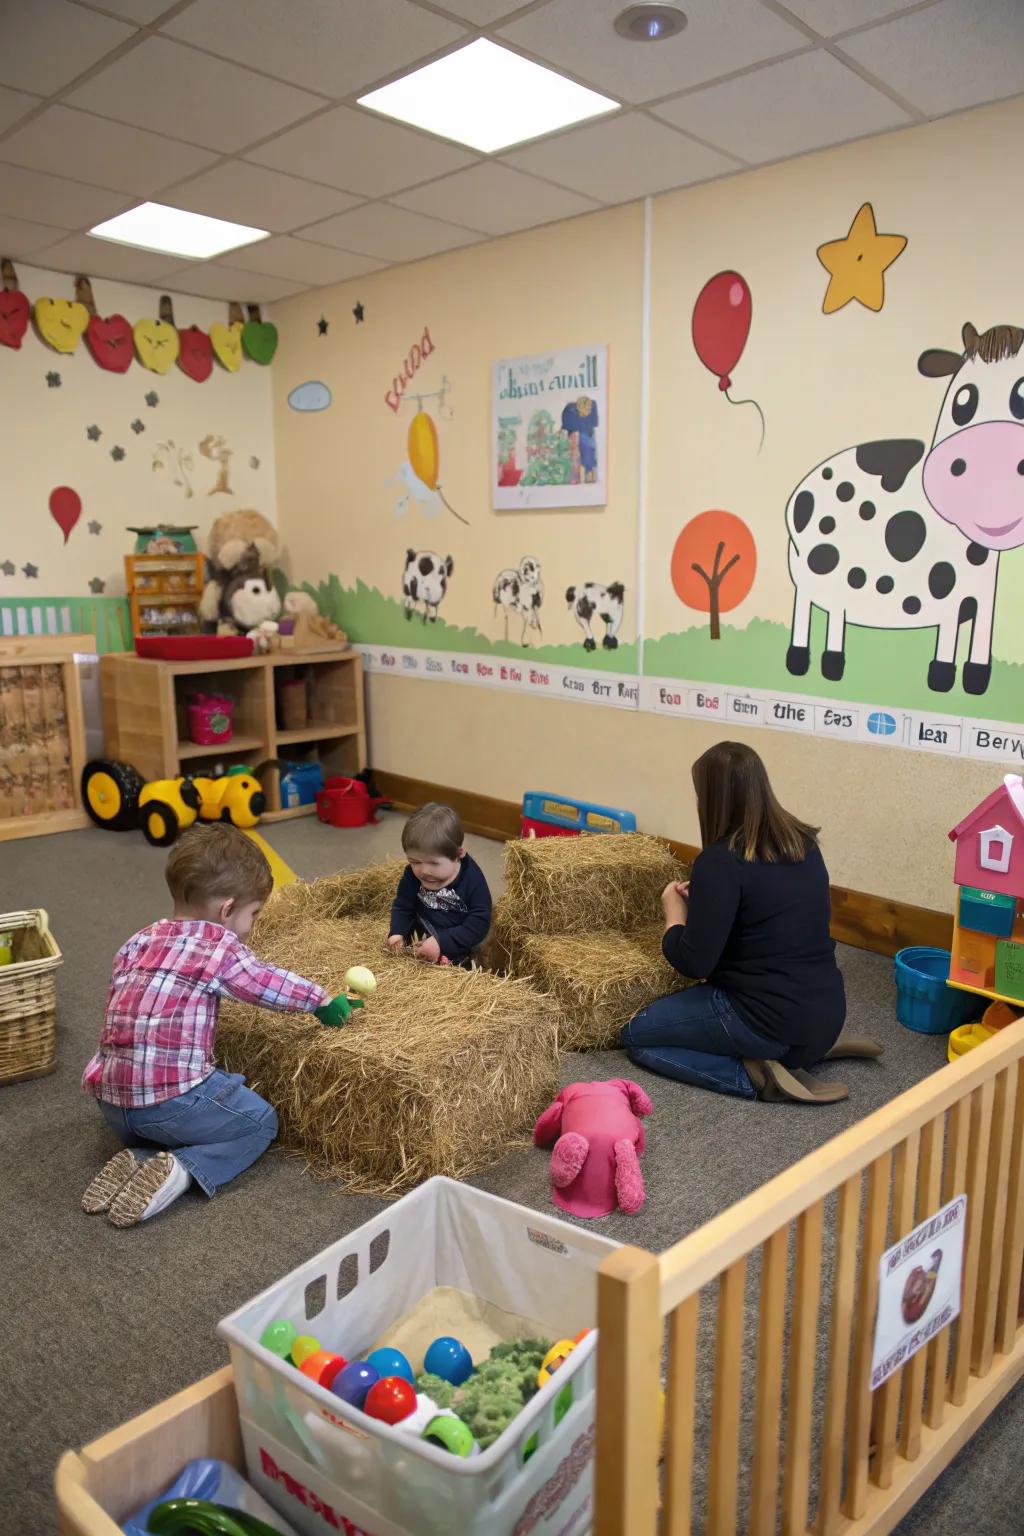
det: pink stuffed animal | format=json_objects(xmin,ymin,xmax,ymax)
[{"xmin": 533, "ymin": 1079, "xmax": 653, "ymax": 1218}]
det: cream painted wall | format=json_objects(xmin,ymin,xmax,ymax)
[{"xmin": 0, "ymin": 263, "xmax": 277, "ymax": 599}]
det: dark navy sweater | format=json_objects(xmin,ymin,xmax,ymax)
[
  {"xmin": 389, "ymin": 854, "xmax": 492, "ymax": 961},
  {"xmin": 662, "ymin": 840, "xmax": 846, "ymax": 1049}
]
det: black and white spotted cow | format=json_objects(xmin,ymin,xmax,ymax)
[
  {"xmin": 786, "ymin": 322, "xmax": 1024, "ymax": 695},
  {"xmin": 493, "ymin": 556, "xmax": 544, "ymax": 647},
  {"xmin": 402, "ymin": 548, "xmax": 453, "ymax": 624},
  {"xmin": 566, "ymin": 581, "xmax": 625, "ymax": 651}
]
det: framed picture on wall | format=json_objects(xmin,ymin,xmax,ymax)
[{"xmin": 492, "ymin": 343, "xmax": 608, "ymax": 510}]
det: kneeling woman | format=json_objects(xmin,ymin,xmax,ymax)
[{"xmin": 621, "ymin": 742, "xmax": 865, "ymax": 1103}]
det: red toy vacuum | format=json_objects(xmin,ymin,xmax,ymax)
[{"xmin": 315, "ymin": 775, "xmax": 387, "ymax": 828}]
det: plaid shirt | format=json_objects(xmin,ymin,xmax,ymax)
[{"xmin": 82, "ymin": 919, "xmax": 328, "ymax": 1108}]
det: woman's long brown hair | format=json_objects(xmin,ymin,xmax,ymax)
[{"xmin": 692, "ymin": 741, "xmax": 819, "ymax": 863}]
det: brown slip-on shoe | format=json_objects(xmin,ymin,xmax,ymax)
[
  {"xmin": 81, "ymin": 1148, "xmax": 141, "ymax": 1213},
  {"xmin": 744, "ymin": 1058, "xmax": 849, "ymax": 1104},
  {"xmin": 825, "ymin": 1032, "xmax": 885, "ymax": 1061},
  {"xmin": 107, "ymin": 1151, "xmax": 176, "ymax": 1228}
]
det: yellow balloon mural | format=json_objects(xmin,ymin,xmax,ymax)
[{"xmin": 407, "ymin": 409, "xmax": 467, "ymax": 523}]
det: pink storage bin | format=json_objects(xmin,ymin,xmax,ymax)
[{"xmin": 187, "ymin": 692, "xmax": 235, "ymax": 746}]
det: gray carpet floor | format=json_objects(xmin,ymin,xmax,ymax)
[{"xmin": 2, "ymin": 813, "xmax": 1021, "ymax": 1534}]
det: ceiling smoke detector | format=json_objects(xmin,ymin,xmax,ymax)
[{"xmin": 614, "ymin": 3, "xmax": 687, "ymax": 41}]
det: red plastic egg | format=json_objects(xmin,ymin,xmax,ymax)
[
  {"xmin": 300, "ymin": 1350, "xmax": 348, "ymax": 1388},
  {"xmin": 364, "ymin": 1375, "xmax": 417, "ymax": 1425}
]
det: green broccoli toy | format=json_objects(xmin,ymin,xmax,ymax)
[
  {"xmin": 415, "ymin": 1371, "xmax": 456, "ymax": 1409},
  {"xmin": 450, "ymin": 1338, "xmax": 553, "ymax": 1449}
]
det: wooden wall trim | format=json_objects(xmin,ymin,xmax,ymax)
[{"xmin": 372, "ymin": 770, "xmax": 953, "ymax": 959}]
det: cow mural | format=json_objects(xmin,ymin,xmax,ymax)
[
  {"xmin": 402, "ymin": 548, "xmax": 453, "ymax": 623},
  {"xmin": 493, "ymin": 556, "xmax": 543, "ymax": 647},
  {"xmin": 785, "ymin": 322, "xmax": 1024, "ymax": 695},
  {"xmin": 566, "ymin": 581, "xmax": 625, "ymax": 651}
]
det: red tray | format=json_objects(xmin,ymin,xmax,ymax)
[{"xmin": 134, "ymin": 636, "xmax": 254, "ymax": 661}]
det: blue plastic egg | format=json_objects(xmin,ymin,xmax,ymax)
[
  {"xmin": 331, "ymin": 1360, "xmax": 380, "ymax": 1409},
  {"xmin": 365, "ymin": 1347, "xmax": 415, "ymax": 1385},
  {"xmin": 423, "ymin": 1336, "xmax": 473, "ymax": 1386}
]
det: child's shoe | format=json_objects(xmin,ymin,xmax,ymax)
[
  {"xmin": 108, "ymin": 1152, "xmax": 192, "ymax": 1228},
  {"xmin": 81, "ymin": 1148, "xmax": 142, "ymax": 1213}
]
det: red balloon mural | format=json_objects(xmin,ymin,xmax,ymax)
[
  {"xmin": 49, "ymin": 486, "xmax": 82, "ymax": 544},
  {"xmin": 691, "ymin": 271, "xmax": 764, "ymax": 449}
]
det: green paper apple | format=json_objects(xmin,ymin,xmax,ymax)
[{"xmin": 242, "ymin": 319, "xmax": 278, "ymax": 365}]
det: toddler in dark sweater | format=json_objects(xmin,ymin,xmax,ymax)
[{"xmin": 388, "ymin": 802, "xmax": 492, "ymax": 965}]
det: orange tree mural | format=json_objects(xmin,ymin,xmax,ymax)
[{"xmin": 671, "ymin": 509, "xmax": 757, "ymax": 640}]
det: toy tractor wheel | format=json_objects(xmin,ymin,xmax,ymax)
[
  {"xmin": 140, "ymin": 799, "xmax": 179, "ymax": 848},
  {"xmin": 81, "ymin": 760, "xmax": 142, "ymax": 831}
]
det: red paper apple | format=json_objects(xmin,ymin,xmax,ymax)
[
  {"xmin": 86, "ymin": 313, "xmax": 134, "ymax": 373},
  {"xmin": 177, "ymin": 325, "xmax": 213, "ymax": 383},
  {"xmin": 0, "ymin": 289, "xmax": 30, "ymax": 350}
]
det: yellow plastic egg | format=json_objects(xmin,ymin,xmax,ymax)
[{"xmin": 345, "ymin": 966, "xmax": 377, "ymax": 996}]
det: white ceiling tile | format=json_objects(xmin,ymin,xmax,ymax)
[
  {"xmin": 432, "ymin": 0, "xmax": 534, "ymax": 20},
  {"xmin": 65, "ymin": 37, "xmax": 324, "ymax": 153},
  {"xmin": 216, "ymin": 234, "xmax": 384, "ymax": 284},
  {"xmin": 0, "ymin": 213, "xmax": 66, "ymax": 259},
  {"xmin": 0, "ymin": 163, "xmax": 131, "ymax": 229},
  {"xmin": 164, "ymin": 0, "xmax": 466, "ymax": 97},
  {"xmin": 654, "ymin": 51, "xmax": 911, "ymax": 164},
  {"xmin": 31, "ymin": 230, "xmax": 182, "ymax": 283},
  {"xmin": 498, "ymin": 0, "xmax": 807, "ymax": 104},
  {"xmin": 165, "ymin": 161, "xmax": 361, "ymax": 233},
  {"xmin": 393, "ymin": 161, "xmax": 600, "ymax": 235},
  {"xmin": 156, "ymin": 262, "xmax": 306, "ymax": 301},
  {"xmin": 297, "ymin": 202, "xmax": 483, "ymax": 261},
  {"xmin": 1, "ymin": 106, "xmax": 219, "ymax": 195},
  {"xmin": 839, "ymin": 0, "xmax": 1024, "ymax": 114},
  {"xmin": 780, "ymin": 0, "xmax": 937, "ymax": 36},
  {"xmin": 504, "ymin": 113, "xmax": 740, "ymax": 202},
  {"xmin": 0, "ymin": 0, "xmax": 135, "ymax": 96},
  {"xmin": 0, "ymin": 85, "xmax": 40, "ymax": 136},
  {"xmin": 247, "ymin": 106, "xmax": 478, "ymax": 196}
]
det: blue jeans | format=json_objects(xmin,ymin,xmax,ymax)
[
  {"xmin": 98, "ymin": 1069, "xmax": 277, "ymax": 1197},
  {"xmin": 621, "ymin": 985, "xmax": 804, "ymax": 1100}
]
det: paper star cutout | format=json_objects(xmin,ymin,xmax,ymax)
[
  {"xmin": 87, "ymin": 519, "xmax": 102, "ymax": 535},
  {"xmin": 1, "ymin": 559, "xmax": 15, "ymax": 576},
  {"xmin": 86, "ymin": 424, "xmax": 101, "ymax": 442},
  {"xmin": 22, "ymin": 562, "xmax": 38, "ymax": 578},
  {"xmin": 353, "ymin": 302, "xmax": 364, "ymax": 323},
  {"xmin": 88, "ymin": 576, "xmax": 105, "ymax": 594},
  {"xmin": 46, "ymin": 371, "xmax": 61, "ymax": 388},
  {"xmin": 817, "ymin": 202, "xmax": 907, "ymax": 315},
  {"xmin": 145, "ymin": 391, "xmax": 159, "ymax": 407},
  {"xmin": 131, "ymin": 418, "xmax": 145, "ymax": 433},
  {"xmin": 250, "ymin": 455, "xmax": 260, "ymax": 470},
  {"xmin": 317, "ymin": 316, "xmax": 329, "ymax": 336},
  {"xmin": 111, "ymin": 445, "xmax": 125, "ymax": 462}
]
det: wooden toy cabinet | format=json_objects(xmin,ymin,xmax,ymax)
[
  {"xmin": 100, "ymin": 648, "xmax": 365, "ymax": 821},
  {"xmin": 0, "ymin": 633, "xmax": 92, "ymax": 842},
  {"xmin": 124, "ymin": 553, "xmax": 204, "ymax": 639}
]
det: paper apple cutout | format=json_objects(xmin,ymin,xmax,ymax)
[
  {"xmin": 242, "ymin": 319, "xmax": 278, "ymax": 365},
  {"xmin": 177, "ymin": 324, "xmax": 213, "ymax": 383},
  {"xmin": 86, "ymin": 312, "xmax": 133, "ymax": 373},
  {"xmin": 0, "ymin": 289, "xmax": 30, "ymax": 349},
  {"xmin": 34, "ymin": 297, "xmax": 89, "ymax": 354},
  {"xmin": 210, "ymin": 319, "xmax": 243, "ymax": 372},
  {"xmin": 134, "ymin": 317, "xmax": 180, "ymax": 374}
]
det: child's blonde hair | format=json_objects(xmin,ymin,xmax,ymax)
[
  {"xmin": 165, "ymin": 824, "xmax": 272, "ymax": 908},
  {"xmin": 401, "ymin": 802, "xmax": 464, "ymax": 859}
]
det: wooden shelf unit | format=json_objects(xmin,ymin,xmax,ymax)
[
  {"xmin": 0, "ymin": 632, "xmax": 93, "ymax": 843},
  {"xmin": 100, "ymin": 647, "xmax": 365, "ymax": 820}
]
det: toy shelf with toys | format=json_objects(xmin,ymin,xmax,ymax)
[
  {"xmin": 99, "ymin": 647, "xmax": 365, "ymax": 822},
  {"xmin": 946, "ymin": 773, "xmax": 1024, "ymax": 1011}
]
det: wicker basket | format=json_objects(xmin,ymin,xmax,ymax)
[{"xmin": 0, "ymin": 909, "xmax": 62, "ymax": 1085}]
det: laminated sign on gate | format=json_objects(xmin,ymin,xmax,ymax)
[{"xmin": 871, "ymin": 1194, "xmax": 967, "ymax": 1390}]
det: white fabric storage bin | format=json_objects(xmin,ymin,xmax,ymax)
[{"xmin": 218, "ymin": 1177, "xmax": 620, "ymax": 1536}]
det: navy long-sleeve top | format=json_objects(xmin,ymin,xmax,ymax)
[
  {"xmin": 662, "ymin": 839, "xmax": 846, "ymax": 1049},
  {"xmin": 389, "ymin": 854, "xmax": 492, "ymax": 962}
]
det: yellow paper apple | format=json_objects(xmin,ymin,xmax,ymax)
[
  {"xmin": 210, "ymin": 319, "xmax": 243, "ymax": 372},
  {"xmin": 34, "ymin": 297, "xmax": 89, "ymax": 354},
  {"xmin": 133, "ymin": 317, "xmax": 180, "ymax": 374}
]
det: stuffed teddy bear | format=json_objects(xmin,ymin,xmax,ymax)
[
  {"xmin": 533, "ymin": 1079, "xmax": 653, "ymax": 1218},
  {"xmin": 199, "ymin": 509, "xmax": 281, "ymax": 633}
]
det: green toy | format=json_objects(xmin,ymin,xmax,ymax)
[
  {"xmin": 146, "ymin": 1498, "xmax": 288, "ymax": 1536},
  {"xmin": 315, "ymin": 992, "xmax": 364, "ymax": 1028},
  {"xmin": 415, "ymin": 1370, "xmax": 456, "ymax": 1409},
  {"xmin": 450, "ymin": 1338, "xmax": 552, "ymax": 1449}
]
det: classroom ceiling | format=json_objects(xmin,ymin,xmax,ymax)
[{"xmin": 0, "ymin": 0, "xmax": 1021, "ymax": 301}]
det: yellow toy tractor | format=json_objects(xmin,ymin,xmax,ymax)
[{"xmin": 82, "ymin": 759, "xmax": 270, "ymax": 847}]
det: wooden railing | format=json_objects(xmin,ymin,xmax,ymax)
[{"xmin": 594, "ymin": 1022, "xmax": 1024, "ymax": 1534}]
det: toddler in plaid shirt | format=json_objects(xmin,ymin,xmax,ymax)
[{"xmin": 82, "ymin": 823, "xmax": 336, "ymax": 1228}]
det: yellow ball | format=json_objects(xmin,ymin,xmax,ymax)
[{"xmin": 345, "ymin": 965, "xmax": 377, "ymax": 997}]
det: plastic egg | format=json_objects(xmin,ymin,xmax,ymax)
[
  {"xmin": 300, "ymin": 1350, "xmax": 348, "ymax": 1389},
  {"xmin": 366, "ymin": 1346, "xmax": 415, "ymax": 1384},
  {"xmin": 536, "ymin": 1339, "xmax": 576, "ymax": 1388},
  {"xmin": 291, "ymin": 1334, "xmax": 322, "ymax": 1370},
  {"xmin": 345, "ymin": 965, "xmax": 377, "ymax": 996},
  {"xmin": 259, "ymin": 1320, "xmax": 297, "ymax": 1360},
  {"xmin": 364, "ymin": 1376, "xmax": 417, "ymax": 1425},
  {"xmin": 331, "ymin": 1360, "xmax": 380, "ymax": 1409},
  {"xmin": 423, "ymin": 1335, "xmax": 473, "ymax": 1386},
  {"xmin": 422, "ymin": 1413, "xmax": 476, "ymax": 1457}
]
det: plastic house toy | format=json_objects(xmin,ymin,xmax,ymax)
[{"xmin": 948, "ymin": 774, "xmax": 1024, "ymax": 1004}]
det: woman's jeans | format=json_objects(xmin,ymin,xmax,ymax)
[
  {"xmin": 621, "ymin": 985, "xmax": 822, "ymax": 1100},
  {"xmin": 97, "ymin": 1069, "xmax": 277, "ymax": 1196}
]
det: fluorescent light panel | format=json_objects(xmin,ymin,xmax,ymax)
[
  {"xmin": 89, "ymin": 202, "xmax": 269, "ymax": 260},
  {"xmin": 358, "ymin": 39, "xmax": 619, "ymax": 154}
]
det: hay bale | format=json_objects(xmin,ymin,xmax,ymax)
[
  {"xmin": 503, "ymin": 833, "xmax": 685, "ymax": 936},
  {"xmin": 252, "ymin": 859, "xmax": 405, "ymax": 946},
  {"xmin": 216, "ymin": 915, "xmax": 559, "ymax": 1194},
  {"xmin": 513, "ymin": 925, "xmax": 691, "ymax": 1051}
]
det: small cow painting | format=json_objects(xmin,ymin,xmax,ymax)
[
  {"xmin": 785, "ymin": 322, "xmax": 1024, "ymax": 695},
  {"xmin": 493, "ymin": 556, "xmax": 543, "ymax": 647},
  {"xmin": 402, "ymin": 548, "xmax": 453, "ymax": 623},
  {"xmin": 566, "ymin": 581, "xmax": 625, "ymax": 651}
]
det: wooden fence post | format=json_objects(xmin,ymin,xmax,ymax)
[{"xmin": 595, "ymin": 1246, "xmax": 662, "ymax": 1536}]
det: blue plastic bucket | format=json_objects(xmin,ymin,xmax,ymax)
[{"xmin": 894, "ymin": 947, "xmax": 986, "ymax": 1034}]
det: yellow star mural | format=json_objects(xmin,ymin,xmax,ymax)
[{"xmin": 817, "ymin": 202, "xmax": 908, "ymax": 315}]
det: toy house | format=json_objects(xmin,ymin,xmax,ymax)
[{"xmin": 948, "ymin": 774, "xmax": 1024, "ymax": 1002}]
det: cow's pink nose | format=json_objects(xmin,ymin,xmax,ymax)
[{"xmin": 923, "ymin": 421, "xmax": 1024, "ymax": 552}]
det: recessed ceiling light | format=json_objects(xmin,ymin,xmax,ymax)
[
  {"xmin": 614, "ymin": 4, "xmax": 687, "ymax": 41},
  {"xmin": 358, "ymin": 38, "xmax": 619, "ymax": 155},
  {"xmin": 88, "ymin": 203, "xmax": 269, "ymax": 260}
]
